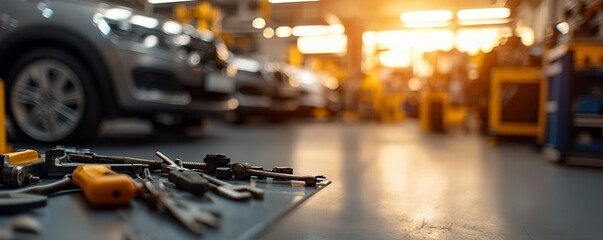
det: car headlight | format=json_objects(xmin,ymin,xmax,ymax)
[
  {"xmin": 215, "ymin": 40, "xmax": 230, "ymax": 62},
  {"xmin": 186, "ymin": 51, "xmax": 201, "ymax": 66},
  {"xmin": 225, "ymin": 64, "xmax": 237, "ymax": 78},
  {"xmin": 172, "ymin": 34, "xmax": 191, "ymax": 46},
  {"xmin": 289, "ymin": 77, "xmax": 300, "ymax": 88},
  {"xmin": 143, "ymin": 35, "xmax": 159, "ymax": 48},
  {"xmin": 162, "ymin": 21, "xmax": 183, "ymax": 35},
  {"xmin": 94, "ymin": 8, "xmax": 185, "ymax": 49}
]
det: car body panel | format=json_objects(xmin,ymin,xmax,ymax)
[
  {"xmin": 232, "ymin": 56, "xmax": 299, "ymax": 115},
  {"xmin": 0, "ymin": 0, "xmax": 236, "ymax": 115}
]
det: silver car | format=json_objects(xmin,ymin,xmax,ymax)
[{"xmin": 0, "ymin": 0, "xmax": 237, "ymax": 143}]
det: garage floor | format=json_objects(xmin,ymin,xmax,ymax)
[{"xmin": 15, "ymin": 120, "xmax": 603, "ymax": 239}]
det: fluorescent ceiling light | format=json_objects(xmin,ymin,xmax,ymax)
[
  {"xmin": 297, "ymin": 34, "xmax": 347, "ymax": 54},
  {"xmin": 457, "ymin": 8, "xmax": 510, "ymax": 20},
  {"xmin": 148, "ymin": 0, "xmax": 195, "ymax": 4},
  {"xmin": 293, "ymin": 25, "xmax": 330, "ymax": 36},
  {"xmin": 404, "ymin": 21, "xmax": 451, "ymax": 28},
  {"xmin": 458, "ymin": 18, "xmax": 511, "ymax": 26},
  {"xmin": 269, "ymin": 0, "xmax": 319, "ymax": 3},
  {"xmin": 400, "ymin": 10, "xmax": 452, "ymax": 23},
  {"xmin": 330, "ymin": 24, "xmax": 345, "ymax": 34},
  {"xmin": 276, "ymin": 26, "xmax": 292, "ymax": 38}
]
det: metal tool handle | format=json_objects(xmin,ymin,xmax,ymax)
[
  {"xmin": 6, "ymin": 175, "xmax": 76, "ymax": 196},
  {"xmin": 245, "ymin": 169, "xmax": 324, "ymax": 186},
  {"xmin": 156, "ymin": 152, "xmax": 210, "ymax": 196},
  {"xmin": 69, "ymin": 154, "xmax": 163, "ymax": 170},
  {"xmin": 155, "ymin": 152, "xmax": 179, "ymax": 169},
  {"xmin": 168, "ymin": 169, "xmax": 210, "ymax": 196}
]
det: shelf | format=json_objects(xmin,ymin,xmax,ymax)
[
  {"xmin": 575, "ymin": 68, "xmax": 603, "ymax": 78},
  {"xmin": 574, "ymin": 114, "xmax": 603, "ymax": 127},
  {"xmin": 567, "ymin": 152, "xmax": 603, "ymax": 167}
]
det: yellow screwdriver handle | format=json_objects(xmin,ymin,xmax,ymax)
[
  {"xmin": 3, "ymin": 149, "xmax": 40, "ymax": 166},
  {"xmin": 72, "ymin": 165, "xmax": 137, "ymax": 207}
]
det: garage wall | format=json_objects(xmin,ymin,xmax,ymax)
[
  {"xmin": 257, "ymin": 36, "xmax": 295, "ymax": 62},
  {"xmin": 515, "ymin": 0, "xmax": 550, "ymax": 44}
]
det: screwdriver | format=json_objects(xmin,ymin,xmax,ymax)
[
  {"xmin": 72, "ymin": 165, "xmax": 138, "ymax": 207},
  {"xmin": 155, "ymin": 152, "xmax": 209, "ymax": 196}
]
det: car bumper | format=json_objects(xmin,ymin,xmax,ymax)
[
  {"xmin": 109, "ymin": 45, "xmax": 237, "ymax": 114},
  {"xmin": 236, "ymin": 94, "xmax": 297, "ymax": 114}
]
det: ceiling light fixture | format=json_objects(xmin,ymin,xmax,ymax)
[
  {"xmin": 269, "ymin": 0, "xmax": 319, "ymax": 3},
  {"xmin": 457, "ymin": 7, "xmax": 510, "ymax": 20},
  {"xmin": 400, "ymin": 10, "xmax": 453, "ymax": 23},
  {"xmin": 276, "ymin": 26, "xmax": 292, "ymax": 38}
]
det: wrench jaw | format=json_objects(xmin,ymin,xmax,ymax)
[
  {"xmin": 303, "ymin": 175, "xmax": 326, "ymax": 187},
  {"xmin": 213, "ymin": 186, "xmax": 253, "ymax": 201},
  {"xmin": 232, "ymin": 163, "xmax": 252, "ymax": 180}
]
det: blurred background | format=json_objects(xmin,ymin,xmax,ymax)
[{"xmin": 3, "ymin": 0, "xmax": 603, "ymax": 239}]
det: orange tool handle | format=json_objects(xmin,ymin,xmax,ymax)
[
  {"xmin": 72, "ymin": 165, "xmax": 137, "ymax": 207},
  {"xmin": 3, "ymin": 149, "xmax": 40, "ymax": 166}
]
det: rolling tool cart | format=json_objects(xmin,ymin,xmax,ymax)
[
  {"xmin": 419, "ymin": 89, "xmax": 447, "ymax": 132},
  {"xmin": 543, "ymin": 41, "xmax": 603, "ymax": 166},
  {"xmin": 487, "ymin": 67, "xmax": 546, "ymax": 142}
]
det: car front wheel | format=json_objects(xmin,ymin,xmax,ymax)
[{"xmin": 6, "ymin": 48, "xmax": 101, "ymax": 143}]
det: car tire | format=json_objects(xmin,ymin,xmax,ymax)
[{"xmin": 6, "ymin": 48, "xmax": 101, "ymax": 144}]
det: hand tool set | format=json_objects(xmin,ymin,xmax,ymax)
[{"xmin": 0, "ymin": 147, "xmax": 329, "ymax": 236}]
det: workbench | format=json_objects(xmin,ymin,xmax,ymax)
[{"xmin": 0, "ymin": 174, "xmax": 330, "ymax": 239}]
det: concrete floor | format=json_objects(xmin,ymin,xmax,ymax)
[{"xmin": 14, "ymin": 120, "xmax": 603, "ymax": 239}]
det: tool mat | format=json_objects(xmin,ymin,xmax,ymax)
[{"xmin": 0, "ymin": 176, "xmax": 331, "ymax": 240}]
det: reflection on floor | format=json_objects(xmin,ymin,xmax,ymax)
[{"xmin": 14, "ymin": 120, "xmax": 603, "ymax": 239}]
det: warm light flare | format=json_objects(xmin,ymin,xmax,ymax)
[
  {"xmin": 297, "ymin": 35, "xmax": 347, "ymax": 54},
  {"xmin": 400, "ymin": 10, "xmax": 453, "ymax": 23},
  {"xmin": 293, "ymin": 25, "xmax": 329, "ymax": 36},
  {"xmin": 458, "ymin": 18, "xmax": 511, "ymax": 26},
  {"xmin": 515, "ymin": 27, "xmax": 535, "ymax": 46},
  {"xmin": 456, "ymin": 28, "xmax": 510, "ymax": 55},
  {"xmin": 404, "ymin": 21, "xmax": 451, "ymax": 28},
  {"xmin": 269, "ymin": 0, "xmax": 319, "ymax": 3},
  {"xmin": 457, "ymin": 8, "xmax": 510, "ymax": 20},
  {"xmin": 379, "ymin": 50, "xmax": 412, "ymax": 68},
  {"xmin": 556, "ymin": 22, "xmax": 570, "ymax": 34},
  {"xmin": 252, "ymin": 17, "xmax": 266, "ymax": 29},
  {"xmin": 263, "ymin": 27, "xmax": 275, "ymax": 38},
  {"xmin": 276, "ymin": 26, "xmax": 292, "ymax": 37}
]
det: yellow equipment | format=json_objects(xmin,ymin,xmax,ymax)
[
  {"xmin": 72, "ymin": 165, "xmax": 138, "ymax": 207},
  {"xmin": 175, "ymin": 2, "xmax": 222, "ymax": 33},
  {"xmin": 0, "ymin": 79, "xmax": 9, "ymax": 154},
  {"xmin": 3, "ymin": 149, "xmax": 39, "ymax": 166},
  {"xmin": 488, "ymin": 67, "xmax": 545, "ymax": 142}
]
